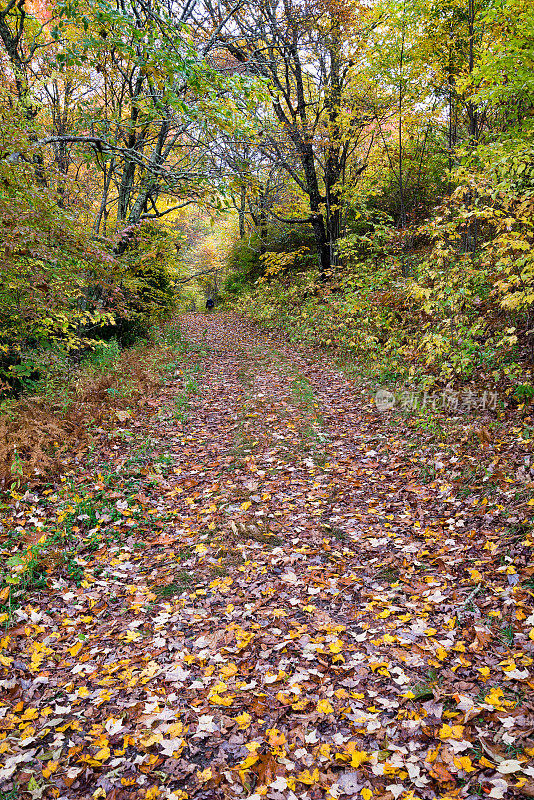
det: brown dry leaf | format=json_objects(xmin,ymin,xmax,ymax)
[
  {"xmin": 468, "ymin": 624, "xmax": 493, "ymax": 652},
  {"xmin": 1, "ymin": 313, "xmax": 533, "ymax": 800}
]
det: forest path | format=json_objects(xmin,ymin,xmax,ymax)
[{"xmin": 2, "ymin": 313, "xmax": 534, "ymax": 799}]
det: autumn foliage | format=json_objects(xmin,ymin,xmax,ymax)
[{"xmin": 0, "ymin": 0, "xmax": 534, "ymax": 796}]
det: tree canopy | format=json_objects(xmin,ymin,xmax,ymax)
[{"xmin": 0, "ymin": 0, "xmax": 533, "ymax": 416}]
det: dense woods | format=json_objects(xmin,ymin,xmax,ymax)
[
  {"xmin": 218, "ymin": 0, "xmax": 534, "ymax": 401},
  {"xmin": 1, "ymin": 0, "xmax": 533, "ymax": 405}
]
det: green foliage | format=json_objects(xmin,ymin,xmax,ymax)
[
  {"xmin": 224, "ymin": 234, "xmax": 263, "ymax": 295},
  {"xmin": 225, "ymin": 0, "xmax": 534, "ymax": 397},
  {"xmin": 0, "ymin": 0, "xmax": 262, "ymax": 392},
  {"xmin": 0, "ymin": 97, "xmax": 119, "ymax": 393},
  {"xmin": 224, "ymin": 224, "xmax": 316, "ymax": 295},
  {"xmin": 86, "ymin": 338, "xmax": 121, "ymax": 371},
  {"xmin": 231, "ymin": 185, "xmax": 533, "ymax": 394},
  {"xmin": 105, "ymin": 222, "xmax": 176, "ymax": 346},
  {"xmin": 513, "ymin": 384, "xmax": 534, "ymax": 404},
  {"xmin": 0, "ymin": 149, "xmax": 178, "ymax": 390}
]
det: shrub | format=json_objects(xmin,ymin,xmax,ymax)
[
  {"xmin": 224, "ymin": 233, "xmax": 263, "ymax": 294},
  {"xmin": 96, "ymin": 221, "xmax": 177, "ymax": 345},
  {"xmin": 224, "ymin": 223, "xmax": 316, "ymax": 295}
]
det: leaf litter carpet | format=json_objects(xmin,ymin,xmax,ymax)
[{"xmin": 2, "ymin": 313, "xmax": 534, "ymax": 800}]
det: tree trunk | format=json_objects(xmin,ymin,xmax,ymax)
[
  {"xmin": 462, "ymin": 0, "xmax": 479, "ymax": 256},
  {"xmin": 238, "ymin": 185, "xmax": 246, "ymax": 238},
  {"xmin": 117, "ymin": 72, "xmax": 145, "ymax": 223},
  {"xmin": 298, "ymin": 141, "xmax": 330, "ymax": 280},
  {"xmin": 94, "ymin": 160, "xmax": 115, "ymax": 235},
  {"xmin": 398, "ymin": 3, "xmax": 407, "ymax": 232}
]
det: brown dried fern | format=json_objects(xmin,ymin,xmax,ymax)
[{"xmin": 0, "ymin": 342, "xmax": 163, "ymax": 487}]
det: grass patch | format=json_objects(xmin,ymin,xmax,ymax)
[
  {"xmin": 375, "ymin": 565, "xmax": 400, "ymax": 582},
  {"xmin": 211, "ymin": 565, "xmax": 230, "ymax": 577},
  {"xmin": 154, "ymin": 570, "xmax": 195, "ymax": 597}
]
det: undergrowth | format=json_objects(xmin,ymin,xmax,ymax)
[
  {"xmin": 230, "ymin": 250, "xmax": 534, "ymax": 406},
  {"xmin": 0, "ymin": 324, "xmax": 179, "ymax": 487},
  {"xmin": 229, "ymin": 272, "xmax": 534, "ymax": 521},
  {"xmin": 0, "ymin": 319, "xmax": 202, "ymax": 624}
]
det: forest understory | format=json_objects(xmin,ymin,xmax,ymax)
[{"xmin": 1, "ymin": 313, "xmax": 534, "ymax": 800}]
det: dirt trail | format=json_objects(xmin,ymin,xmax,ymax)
[{"xmin": 2, "ymin": 313, "xmax": 534, "ymax": 800}]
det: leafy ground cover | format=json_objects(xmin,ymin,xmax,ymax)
[{"xmin": 0, "ymin": 313, "xmax": 533, "ymax": 800}]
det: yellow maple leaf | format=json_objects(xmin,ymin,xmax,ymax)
[
  {"xmin": 439, "ymin": 724, "xmax": 464, "ymax": 740},
  {"xmin": 477, "ymin": 666, "xmax": 490, "ymax": 680},
  {"xmin": 124, "ymin": 630, "xmax": 141, "ymax": 643},
  {"xmin": 297, "ymin": 768, "xmax": 319, "ymax": 785},
  {"xmin": 42, "ymin": 760, "xmax": 59, "ymax": 778},
  {"xmin": 361, "ymin": 789, "xmax": 373, "ymax": 800},
  {"xmin": 139, "ymin": 733, "xmax": 162, "ymax": 748},
  {"xmin": 276, "ymin": 691, "xmax": 292, "ymax": 704},
  {"xmin": 235, "ymin": 712, "xmax": 252, "ymax": 729},
  {"xmin": 238, "ymin": 754, "xmax": 259, "ymax": 772},
  {"xmin": 240, "ymin": 501, "xmax": 252, "ymax": 511},
  {"xmin": 94, "ymin": 746, "xmax": 110, "ymax": 762},
  {"xmin": 209, "ymin": 693, "xmax": 234, "ymax": 706},
  {"xmin": 266, "ymin": 728, "xmax": 287, "ymax": 747},
  {"xmin": 69, "ymin": 641, "xmax": 83, "ymax": 657},
  {"xmin": 329, "ymin": 639, "xmax": 344, "ymax": 654},
  {"xmin": 369, "ymin": 661, "xmax": 389, "ymax": 673},
  {"xmin": 316, "ymin": 698, "xmax": 334, "ymax": 714},
  {"xmin": 485, "ymin": 687, "xmax": 504, "ymax": 707},
  {"xmin": 454, "ymin": 755, "xmax": 475, "ymax": 773},
  {"xmin": 220, "ymin": 663, "xmax": 238, "ymax": 679},
  {"xmin": 350, "ymin": 750, "xmax": 368, "ymax": 768},
  {"xmin": 426, "ymin": 744, "xmax": 440, "ymax": 763},
  {"xmin": 235, "ymin": 629, "xmax": 254, "ymax": 650}
]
